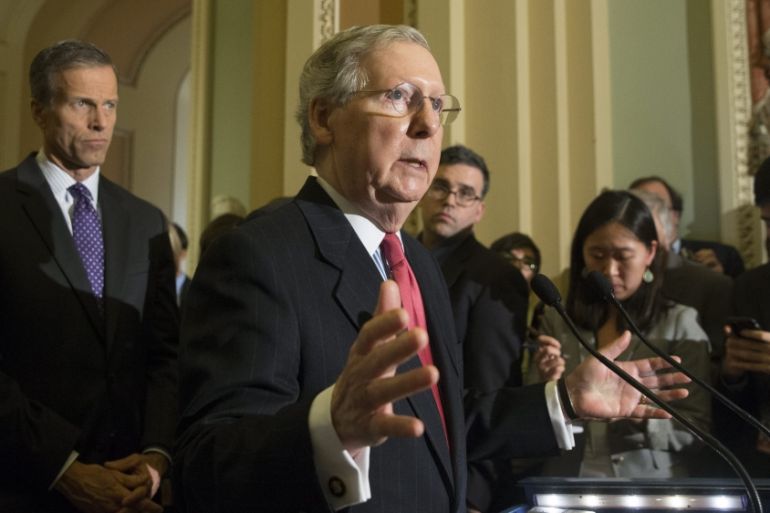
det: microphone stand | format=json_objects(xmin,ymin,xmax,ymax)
[
  {"xmin": 586, "ymin": 269, "xmax": 770, "ymax": 441},
  {"xmin": 531, "ymin": 274, "xmax": 763, "ymax": 513}
]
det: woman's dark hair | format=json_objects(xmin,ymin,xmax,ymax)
[
  {"xmin": 490, "ymin": 232, "xmax": 541, "ymax": 271},
  {"xmin": 566, "ymin": 190, "xmax": 667, "ymax": 333}
]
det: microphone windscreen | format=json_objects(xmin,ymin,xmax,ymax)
[
  {"xmin": 587, "ymin": 270, "xmax": 614, "ymax": 301},
  {"xmin": 531, "ymin": 273, "xmax": 562, "ymax": 307}
]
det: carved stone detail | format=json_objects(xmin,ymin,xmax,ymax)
[
  {"xmin": 319, "ymin": 0, "xmax": 336, "ymax": 44},
  {"xmin": 727, "ymin": 0, "xmax": 760, "ymax": 265}
]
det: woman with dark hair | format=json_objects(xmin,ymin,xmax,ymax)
[{"xmin": 525, "ymin": 190, "xmax": 711, "ymax": 478}]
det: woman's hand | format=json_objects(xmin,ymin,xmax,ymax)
[{"xmin": 533, "ymin": 334, "xmax": 566, "ymax": 381}]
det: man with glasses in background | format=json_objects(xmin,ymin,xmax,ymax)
[{"xmin": 418, "ymin": 145, "xmax": 529, "ymax": 512}]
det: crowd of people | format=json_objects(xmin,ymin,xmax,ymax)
[{"xmin": 2, "ymin": 24, "xmax": 769, "ymax": 513}]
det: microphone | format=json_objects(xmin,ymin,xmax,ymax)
[
  {"xmin": 586, "ymin": 269, "xmax": 770, "ymax": 440},
  {"xmin": 530, "ymin": 273, "xmax": 763, "ymax": 513}
]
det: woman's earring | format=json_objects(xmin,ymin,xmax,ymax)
[{"xmin": 643, "ymin": 268, "xmax": 654, "ymax": 283}]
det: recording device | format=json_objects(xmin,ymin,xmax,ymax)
[
  {"xmin": 530, "ymin": 273, "xmax": 763, "ymax": 513},
  {"xmin": 726, "ymin": 316, "xmax": 763, "ymax": 335}
]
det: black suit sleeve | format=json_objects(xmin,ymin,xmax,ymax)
[
  {"xmin": 463, "ymin": 264, "xmax": 528, "ymax": 392},
  {"xmin": 0, "ymin": 373, "xmax": 82, "ymax": 490},
  {"xmin": 139, "ymin": 211, "xmax": 180, "ymax": 453},
  {"xmin": 174, "ymin": 228, "xmax": 330, "ymax": 513}
]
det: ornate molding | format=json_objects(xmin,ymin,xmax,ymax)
[
  {"xmin": 319, "ymin": 0, "xmax": 336, "ymax": 44},
  {"xmin": 725, "ymin": 0, "xmax": 761, "ymax": 265}
]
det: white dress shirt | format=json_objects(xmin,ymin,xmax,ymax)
[{"xmin": 307, "ymin": 176, "xmax": 574, "ymax": 510}]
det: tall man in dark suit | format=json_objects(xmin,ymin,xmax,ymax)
[
  {"xmin": 418, "ymin": 145, "xmax": 528, "ymax": 512},
  {"xmin": 175, "ymin": 25, "xmax": 692, "ymax": 513},
  {"xmin": 0, "ymin": 40, "xmax": 178, "ymax": 512}
]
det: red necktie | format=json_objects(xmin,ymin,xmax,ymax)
[{"xmin": 380, "ymin": 233, "xmax": 447, "ymax": 442}]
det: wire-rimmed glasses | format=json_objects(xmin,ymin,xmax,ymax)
[{"xmin": 356, "ymin": 82, "xmax": 461, "ymax": 125}]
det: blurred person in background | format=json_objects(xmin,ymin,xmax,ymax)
[{"xmin": 526, "ymin": 190, "xmax": 711, "ymax": 478}]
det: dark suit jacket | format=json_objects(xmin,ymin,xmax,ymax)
[
  {"xmin": 0, "ymin": 154, "xmax": 179, "ymax": 512},
  {"xmin": 433, "ymin": 233, "xmax": 529, "ymax": 510},
  {"xmin": 175, "ymin": 177, "xmax": 558, "ymax": 513},
  {"xmin": 714, "ymin": 262, "xmax": 770, "ymax": 476},
  {"xmin": 681, "ymin": 238, "xmax": 745, "ymax": 278},
  {"xmin": 663, "ymin": 251, "xmax": 733, "ymax": 358}
]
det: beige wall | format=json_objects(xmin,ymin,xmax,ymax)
[{"xmin": 1, "ymin": 0, "xmax": 757, "ymax": 273}]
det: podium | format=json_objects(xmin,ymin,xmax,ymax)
[{"xmin": 515, "ymin": 477, "xmax": 770, "ymax": 512}]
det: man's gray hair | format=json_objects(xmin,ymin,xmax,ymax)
[
  {"xmin": 29, "ymin": 39, "xmax": 115, "ymax": 106},
  {"xmin": 631, "ymin": 188, "xmax": 674, "ymax": 247},
  {"xmin": 295, "ymin": 25, "xmax": 429, "ymax": 166}
]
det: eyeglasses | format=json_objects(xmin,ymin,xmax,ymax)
[
  {"xmin": 500, "ymin": 252, "xmax": 539, "ymax": 273},
  {"xmin": 356, "ymin": 82, "xmax": 461, "ymax": 126},
  {"xmin": 425, "ymin": 179, "xmax": 481, "ymax": 207}
]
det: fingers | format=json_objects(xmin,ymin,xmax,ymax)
[
  {"xmin": 358, "ymin": 327, "xmax": 428, "ymax": 379},
  {"xmin": 374, "ymin": 279, "xmax": 404, "ymax": 317},
  {"xmin": 105, "ymin": 453, "xmax": 143, "ymax": 472},
  {"xmin": 630, "ymin": 354, "xmax": 684, "ymax": 378},
  {"xmin": 365, "ymin": 365, "xmax": 438, "ymax": 411},
  {"xmin": 536, "ymin": 334, "xmax": 562, "ymax": 351},
  {"xmin": 112, "ymin": 472, "xmax": 151, "ymax": 499},
  {"xmin": 121, "ymin": 484, "xmax": 151, "ymax": 506},
  {"xmin": 368, "ymin": 412, "xmax": 426, "ymax": 440},
  {"xmin": 637, "ymin": 370, "xmax": 690, "ymax": 390},
  {"xmin": 598, "ymin": 330, "xmax": 631, "ymax": 361},
  {"xmin": 351, "ymin": 294, "xmax": 409, "ymax": 356},
  {"xmin": 729, "ymin": 361, "xmax": 770, "ymax": 373}
]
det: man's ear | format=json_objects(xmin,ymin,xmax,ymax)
[
  {"xmin": 475, "ymin": 201, "xmax": 486, "ymax": 223},
  {"xmin": 31, "ymin": 100, "xmax": 47, "ymax": 128},
  {"xmin": 308, "ymin": 97, "xmax": 334, "ymax": 146}
]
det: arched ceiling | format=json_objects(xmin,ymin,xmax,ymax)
[{"xmin": 20, "ymin": 0, "xmax": 190, "ymax": 85}]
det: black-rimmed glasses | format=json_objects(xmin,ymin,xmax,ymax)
[{"xmin": 425, "ymin": 180, "xmax": 481, "ymax": 207}]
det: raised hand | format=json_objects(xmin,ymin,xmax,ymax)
[
  {"xmin": 565, "ymin": 330, "xmax": 691, "ymax": 420},
  {"xmin": 533, "ymin": 334, "xmax": 566, "ymax": 381},
  {"xmin": 331, "ymin": 280, "xmax": 439, "ymax": 456},
  {"xmin": 723, "ymin": 327, "xmax": 770, "ymax": 379},
  {"xmin": 691, "ymin": 248, "xmax": 725, "ymax": 274}
]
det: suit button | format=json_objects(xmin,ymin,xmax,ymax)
[{"xmin": 328, "ymin": 476, "xmax": 346, "ymax": 497}]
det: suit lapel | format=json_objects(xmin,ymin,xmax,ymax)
[
  {"xmin": 297, "ymin": 178, "xmax": 459, "ymax": 496},
  {"xmin": 16, "ymin": 156, "xmax": 105, "ymax": 339},
  {"xmin": 296, "ymin": 178, "xmax": 382, "ymax": 329},
  {"xmin": 100, "ymin": 179, "xmax": 130, "ymax": 351}
]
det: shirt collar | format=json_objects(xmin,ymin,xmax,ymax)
[
  {"xmin": 36, "ymin": 150, "xmax": 100, "ymax": 204},
  {"xmin": 315, "ymin": 176, "xmax": 402, "ymax": 256}
]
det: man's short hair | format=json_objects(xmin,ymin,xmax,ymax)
[
  {"xmin": 29, "ymin": 39, "xmax": 115, "ymax": 106},
  {"xmin": 755, "ymin": 156, "xmax": 770, "ymax": 206},
  {"xmin": 295, "ymin": 25, "xmax": 429, "ymax": 166},
  {"xmin": 439, "ymin": 145, "xmax": 490, "ymax": 198},
  {"xmin": 628, "ymin": 175, "xmax": 683, "ymax": 213}
]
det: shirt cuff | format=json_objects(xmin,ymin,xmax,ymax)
[
  {"xmin": 49, "ymin": 451, "xmax": 79, "ymax": 490},
  {"xmin": 545, "ymin": 380, "xmax": 575, "ymax": 450},
  {"xmin": 309, "ymin": 384, "xmax": 371, "ymax": 510},
  {"xmin": 142, "ymin": 446, "xmax": 172, "ymax": 465}
]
